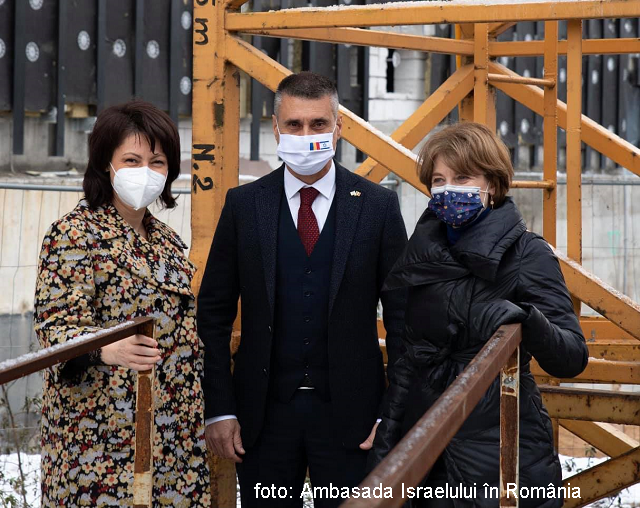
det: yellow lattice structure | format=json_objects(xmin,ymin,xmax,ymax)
[{"xmin": 189, "ymin": 1, "xmax": 640, "ymax": 505}]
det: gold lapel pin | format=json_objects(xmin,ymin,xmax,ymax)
[{"xmin": 350, "ymin": 190, "xmax": 361, "ymax": 197}]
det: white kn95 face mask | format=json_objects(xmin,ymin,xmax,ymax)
[{"xmin": 110, "ymin": 162, "xmax": 167, "ymax": 210}]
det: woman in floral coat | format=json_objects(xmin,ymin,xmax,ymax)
[{"xmin": 34, "ymin": 100, "xmax": 210, "ymax": 507}]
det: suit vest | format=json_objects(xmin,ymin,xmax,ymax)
[{"xmin": 270, "ymin": 191, "xmax": 336, "ymax": 402}]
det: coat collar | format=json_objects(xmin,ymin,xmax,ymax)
[
  {"xmin": 77, "ymin": 200, "xmax": 195, "ymax": 296},
  {"xmin": 79, "ymin": 199, "xmax": 188, "ymax": 250},
  {"xmin": 450, "ymin": 198, "xmax": 527, "ymax": 281},
  {"xmin": 384, "ymin": 198, "xmax": 526, "ymax": 290}
]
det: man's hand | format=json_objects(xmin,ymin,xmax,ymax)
[
  {"xmin": 359, "ymin": 421, "xmax": 380, "ymax": 450},
  {"xmin": 101, "ymin": 334, "xmax": 161, "ymax": 371},
  {"xmin": 206, "ymin": 419, "xmax": 245, "ymax": 463}
]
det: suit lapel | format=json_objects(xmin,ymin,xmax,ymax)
[
  {"xmin": 255, "ymin": 167, "xmax": 285, "ymax": 320},
  {"xmin": 328, "ymin": 164, "xmax": 364, "ymax": 315}
]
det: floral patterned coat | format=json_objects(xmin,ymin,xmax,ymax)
[{"xmin": 34, "ymin": 200, "xmax": 211, "ymax": 507}]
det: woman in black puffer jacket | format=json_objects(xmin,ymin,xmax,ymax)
[{"xmin": 369, "ymin": 122, "xmax": 588, "ymax": 508}]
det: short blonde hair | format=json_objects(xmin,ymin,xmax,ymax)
[{"xmin": 417, "ymin": 122, "xmax": 513, "ymax": 206}]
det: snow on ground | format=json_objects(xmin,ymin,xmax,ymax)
[
  {"xmin": 1, "ymin": 453, "xmax": 639, "ymax": 507},
  {"xmin": 0, "ymin": 453, "xmax": 40, "ymax": 507}
]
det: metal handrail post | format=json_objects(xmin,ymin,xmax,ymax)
[{"xmin": 500, "ymin": 346, "xmax": 520, "ymax": 507}]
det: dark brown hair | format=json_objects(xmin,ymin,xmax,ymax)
[
  {"xmin": 83, "ymin": 100, "xmax": 180, "ymax": 209},
  {"xmin": 274, "ymin": 71, "xmax": 339, "ymax": 118},
  {"xmin": 417, "ymin": 122, "xmax": 513, "ymax": 206}
]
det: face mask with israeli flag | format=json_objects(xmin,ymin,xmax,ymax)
[{"xmin": 276, "ymin": 121, "xmax": 336, "ymax": 176}]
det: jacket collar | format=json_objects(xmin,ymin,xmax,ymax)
[{"xmin": 384, "ymin": 197, "xmax": 526, "ymax": 290}]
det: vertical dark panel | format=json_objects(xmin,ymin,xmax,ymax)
[
  {"xmin": 12, "ymin": 0, "xmax": 26, "ymax": 154},
  {"xmin": 0, "ymin": 0, "xmax": 14, "ymax": 110},
  {"xmin": 336, "ymin": 0, "xmax": 367, "ymax": 163},
  {"xmin": 177, "ymin": 0, "xmax": 193, "ymax": 116},
  {"xmin": 619, "ymin": 18, "xmax": 640, "ymax": 148},
  {"xmin": 250, "ymin": 83, "xmax": 261, "ymax": 161},
  {"xmin": 514, "ymin": 21, "xmax": 537, "ymax": 168},
  {"xmin": 385, "ymin": 49, "xmax": 395, "ymax": 93},
  {"xmin": 581, "ymin": 23, "xmax": 589, "ymax": 121},
  {"xmin": 55, "ymin": 0, "xmax": 68, "ymax": 156},
  {"xmin": 602, "ymin": 19, "xmax": 619, "ymax": 169},
  {"xmin": 430, "ymin": 24, "xmax": 450, "ymax": 96},
  {"xmin": 302, "ymin": 0, "xmax": 315, "ymax": 71},
  {"xmin": 250, "ymin": 0, "xmax": 280, "ymax": 160},
  {"xmin": 447, "ymin": 49, "xmax": 459, "ymax": 123},
  {"xmin": 557, "ymin": 21, "xmax": 567, "ymax": 167},
  {"xmin": 250, "ymin": 0, "xmax": 263, "ymax": 161},
  {"xmin": 533, "ymin": 21, "xmax": 545, "ymax": 168},
  {"xmin": 97, "ymin": 0, "xmax": 107, "ymax": 112},
  {"xmin": 24, "ymin": 0, "xmax": 57, "ymax": 112},
  {"xmin": 304, "ymin": 0, "xmax": 334, "ymax": 78},
  {"xmin": 141, "ymin": 0, "xmax": 170, "ymax": 109},
  {"xmin": 335, "ymin": 42, "xmax": 351, "ymax": 162},
  {"xmin": 279, "ymin": 0, "xmax": 289, "ymax": 69},
  {"xmin": 104, "ymin": 1, "xmax": 135, "ymax": 107},
  {"xmin": 66, "ymin": 2, "xmax": 97, "ymax": 105},
  {"xmin": 357, "ymin": 44, "xmax": 369, "ymax": 163},
  {"xmin": 496, "ymin": 26, "xmax": 517, "ymax": 164},
  {"xmin": 585, "ymin": 19, "xmax": 603, "ymax": 172},
  {"xmin": 134, "ymin": 0, "xmax": 144, "ymax": 98},
  {"xmin": 581, "ymin": 22, "xmax": 589, "ymax": 170},
  {"xmin": 430, "ymin": 24, "xmax": 457, "ymax": 123},
  {"xmin": 260, "ymin": 39, "xmax": 278, "ymax": 118},
  {"xmin": 168, "ymin": 0, "xmax": 181, "ymax": 123}
]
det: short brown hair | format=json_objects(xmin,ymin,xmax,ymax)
[
  {"xmin": 83, "ymin": 100, "xmax": 181, "ymax": 209},
  {"xmin": 274, "ymin": 71, "xmax": 339, "ymax": 118},
  {"xmin": 417, "ymin": 122, "xmax": 513, "ymax": 206}
]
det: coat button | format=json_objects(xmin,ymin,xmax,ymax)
[
  {"xmin": 162, "ymin": 445, "xmax": 172, "ymax": 456},
  {"xmin": 268, "ymin": 325, "xmax": 272, "ymax": 333},
  {"xmin": 155, "ymin": 298, "xmax": 163, "ymax": 309},
  {"xmin": 304, "ymin": 361, "xmax": 309, "ymax": 369},
  {"xmin": 303, "ymin": 338, "xmax": 310, "ymax": 345},
  {"xmin": 305, "ymin": 268, "xmax": 312, "ymax": 275},
  {"xmin": 304, "ymin": 291, "xmax": 312, "ymax": 297},
  {"xmin": 193, "ymin": 446, "xmax": 202, "ymax": 457},
  {"xmin": 263, "ymin": 368, "xmax": 268, "ymax": 376},
  {"xmin": 304, "ymin": 316, "xmax": 311, "ymax": 323}
]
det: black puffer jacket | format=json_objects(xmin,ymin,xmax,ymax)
[{"xmin": 370, "ymin": 198, "xmax": 588, "ymax": 507}]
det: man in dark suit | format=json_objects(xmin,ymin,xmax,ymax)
[{"xmin": 197, "ymin": 71, "xmax": 407, "ymax": 507}]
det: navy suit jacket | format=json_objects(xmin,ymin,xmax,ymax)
[{"xmin": 197, "ymin": 163, "xmax": 408, "ymax": 448}]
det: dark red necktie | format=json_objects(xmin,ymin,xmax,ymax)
[{"xmin": 298, "ymin": 187, "xmax": 320, "ymax": 256}]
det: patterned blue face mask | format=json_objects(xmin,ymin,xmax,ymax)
[{"xmin": 427, "ymin": 184, "xmax": 489, "ymax": 227}]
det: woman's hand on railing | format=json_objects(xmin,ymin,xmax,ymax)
[{"xmin": 101, "ymin": 334, "xmax": 162, "ymax": 371}]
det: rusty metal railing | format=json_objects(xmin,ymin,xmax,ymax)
[
  {"xmin": 0, "ymin": 317, "xmax": 156, "ymax": 508},
  {"xmin": 342, "ymin": 323, "xmax": 522, "ymax": 508}
]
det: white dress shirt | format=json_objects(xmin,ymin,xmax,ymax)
[
  {"xmin": 205, "ymin": 163, "xmax": 337, "ymax": 427},
  {"xmin": 283, "ymin": 161, "xmax": 336, "ymax": 232}
]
